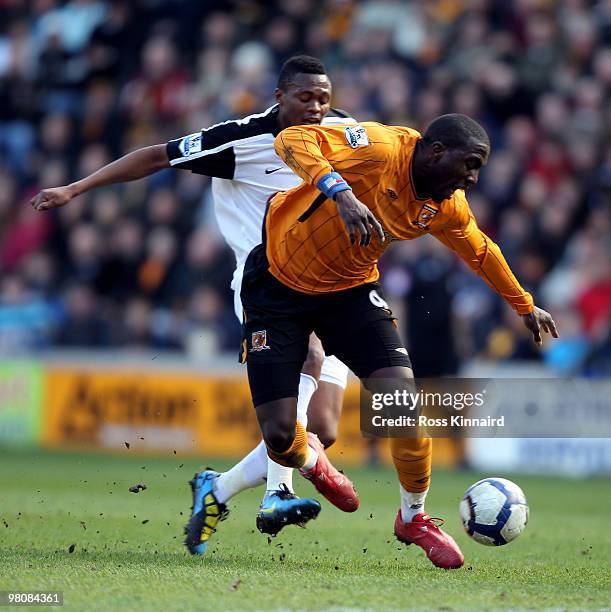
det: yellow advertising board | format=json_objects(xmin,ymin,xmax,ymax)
[
  {"xmin": 42, "ymin": 367, "xmax": 459, "ymax": 466},
  {"xmin": 43, "ymin": 368, "xmax": 261, "ymax": 455}
]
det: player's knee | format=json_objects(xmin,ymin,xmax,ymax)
[
  {"xmin": 307, "ymin": 405, "xmax": 339, "ymax": 448},
  {"xmin": 307, "ymin": 382, "xmax": 343, "ymax": 448},
  {"xmin": 262, "ymin": 421, "xmax": 295, "ymax": 453},
  {"xmin": 313, "ymin": 426, "xmax": 337, "ymax": 449}
]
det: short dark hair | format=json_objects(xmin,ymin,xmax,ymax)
[
  {"xmin": 277, "ymin": 55, "xmax": 326, "ymax": 90},
  {"xmin": 423, "ymin": 114, "xmax": 490, "ymax": 150}
]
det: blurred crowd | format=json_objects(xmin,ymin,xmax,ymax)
[{"xmin": 0, "ymin": 0, "xmax": 609, "ymax": 375}]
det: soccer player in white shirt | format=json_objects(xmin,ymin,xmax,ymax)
[{"xmin": 31, "ymin": 56, "xmax": 359, "ymax": 555}]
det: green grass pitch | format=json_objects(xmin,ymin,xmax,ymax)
[{"xmin": 0, "ymin": 448, "xmax": 609, "ymax": 610}]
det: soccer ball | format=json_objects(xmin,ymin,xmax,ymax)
[{"xmin": 459, "ymin": 477, "xmax": 529, "ymax": 546}]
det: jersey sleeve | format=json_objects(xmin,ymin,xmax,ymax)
[
  {"xmin": 166, "ymin": 124, "xmax": 238, "ymax": 179},
  {"xmin": 274, "ymin": 125, "xmax": 336, "ymax": 185},
  {"xmin": 432, "ymin": 194, "xmax": 534, "ymax": 315}
]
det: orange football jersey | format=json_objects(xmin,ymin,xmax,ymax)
[{"xmin": 268, "ymin": 122, "xmax": 533, "ymax": 315}]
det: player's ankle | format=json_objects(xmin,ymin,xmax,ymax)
[
  {"xmin": 400, "ymin": 485, "xmax": 428, "ymax": 523},
  {"xmin": 301, "ymin": 445, "xmax": 318, "ymax": 471},
  {"xmin": 212, "ymin": 473, "xmax": 229, "ymax": 504},
  {"xmin": 400, "ymin": 507, "xmax": 425, "ymax": 523}
]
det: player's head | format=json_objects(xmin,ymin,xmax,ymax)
[
  {"xmin": 418, "ymin": 114, "xmax": 490, "ymax": 203},
  {"xmin": 275, "ymin": 55, "xmax": 331, "ymax": 130}
]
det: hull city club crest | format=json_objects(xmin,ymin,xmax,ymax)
[
  {"xmin": 250, "ymin": 330, "xmax": 271, "ymax": 352},
  {"xmin": 414, "ymin": 204, "xmax": 439, "ymax": 229}
]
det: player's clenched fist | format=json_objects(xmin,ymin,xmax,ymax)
[{"xmin": 30, "ymin": 185, "xmax": 76, "ymax": 211}]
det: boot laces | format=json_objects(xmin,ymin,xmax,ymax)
[
  {"xmin": 420, "ymin": 515, "xmax": 445, "ymax": 528},
  {"xmin": 277, "ymin": 483, "xmax": 297, "ymax": 500}
]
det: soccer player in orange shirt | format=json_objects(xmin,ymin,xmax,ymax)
[
  {"xmin": 30, "ymin": 56, "xmax": 360, "ymax": 553},
  {"xmin": 240, "ymin": 114, "xmax": 558, "ymax": 569}
]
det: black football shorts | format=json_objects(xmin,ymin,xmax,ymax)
[{"xmin": 240, "ymin": 245, "xmax": 411, "ymax": 406}]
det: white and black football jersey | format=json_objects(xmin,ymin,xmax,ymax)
[{"xmin": 166, "ymin": 105, "xmax": 355, "ymax": 270}]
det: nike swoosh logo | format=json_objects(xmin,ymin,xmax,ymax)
[{"xmin": 265, "ymin": 167, "xmax": 283, "ymax": 174}]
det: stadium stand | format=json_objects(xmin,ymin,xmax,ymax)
[{"xmin": 0, "ymin": 0, "xmax": 609, "ymax": 376}]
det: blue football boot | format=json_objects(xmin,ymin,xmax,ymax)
[
  {"xmin": 184, "ymin": 470, "xmax": 229, "ymax": 555},
  {"xmin": 255, "ymin": 484, "xmax": 321, "ymax": 536}
]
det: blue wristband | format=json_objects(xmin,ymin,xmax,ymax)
[{"xmin": 316, "ymin": 172, "xmax": 352, "ymax": 200}]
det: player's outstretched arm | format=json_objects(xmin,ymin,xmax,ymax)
[
  {"xmin": 521, "ymin": 306, "xmax": 559, "ymax": 346},
  {"xmin": 433, "ymin": 201, "xmax": 559, "ymax": 346},
  {"xmin": 30, "ymin": 144, "xmax": 170, "ymax": 211}
]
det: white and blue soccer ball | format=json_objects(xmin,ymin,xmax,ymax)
[{"xmin": 459, "ymin": 477, "xmax": 529, "ymax": 546}]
